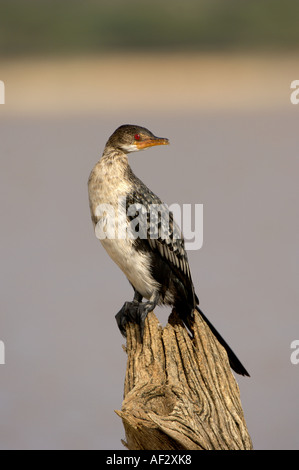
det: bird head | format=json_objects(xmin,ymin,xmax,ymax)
[{"xmin": 106, "ymin": 124, "xmax": 169, "ymax": 154}]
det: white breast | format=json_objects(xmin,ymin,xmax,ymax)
[
  {"xmin": 89, "ymin": 152, "xmax": 161, "ymax": 300},
  {"xmin": 100, "ymin": 237, "xmax": 159, "ymax": 300}
]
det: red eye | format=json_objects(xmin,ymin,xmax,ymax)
[{"xmin": 134, "ymin": 134, "xmax": 141, "ymax": 141}]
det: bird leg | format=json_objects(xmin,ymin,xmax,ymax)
[
  {"xmin": 133, "ymin": 289, "xmax": 143, "ymax": 303},
  {"xmin": 115, "ymin": 291, "xmax": 159, "ymax": 340}
]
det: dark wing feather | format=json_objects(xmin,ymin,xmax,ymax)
[
  {"xmin": 126, "ymin": 186, "xmax": 189, "ymax": 272},
  {"xmin": 125, "ymin": 177, "xmax": 197, "ymax": 307}
]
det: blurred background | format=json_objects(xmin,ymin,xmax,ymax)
[{"xmin": 0, "ymin": 0, "xmax": 299, "ymax": 450}]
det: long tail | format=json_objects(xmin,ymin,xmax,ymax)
[{"xmin": 195, "ymin": 306, "xmax": 250, "ymax": 377}]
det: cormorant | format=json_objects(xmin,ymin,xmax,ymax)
[{"xmin": 88, "ymin": 124, "xmax": 249, "ymax": 377}]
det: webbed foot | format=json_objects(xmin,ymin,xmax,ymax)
[{"xmin": 115, "ymin": 299, "xmax": 157, "ymax": 340}]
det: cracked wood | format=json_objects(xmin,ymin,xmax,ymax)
[{"xmin": 116, "ymin": 309, "xmax": 252, "ymax": 450}]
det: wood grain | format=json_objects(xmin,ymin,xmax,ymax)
[{"xmin": 116, "ymin": 309, "xmax": 252, "ymax": 450}]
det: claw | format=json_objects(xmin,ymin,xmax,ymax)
[
  {"xmin": 115, "ymin": 301, "xmax": 139, "ymax": 337},
  {"xmin": 115, "ymin": 300, "xmax": 156, "ymax": 340}
]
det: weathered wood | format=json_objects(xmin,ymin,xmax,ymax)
[{"xmin": 115, "ymin": 309, "xmax": 252, "ymax": 450}]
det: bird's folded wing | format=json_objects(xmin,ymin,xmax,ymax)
[{"xmin": 126, "ymin": 186, "xmax": 192, "ymax": 284}]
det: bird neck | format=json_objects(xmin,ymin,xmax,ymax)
[
  {"xmin": 101, "ymin": 145, "xmax": 128, "ymax": 165},
  {"xmin": 92, "ymin": 146, "xmax": 143, "ymax": 194}
]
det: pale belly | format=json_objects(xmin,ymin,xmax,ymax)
[{"xmin": 100, "ymin": 237, "xmax": 160, "ymax": 300}]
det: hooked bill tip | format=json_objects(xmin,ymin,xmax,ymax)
[{"xmin": 136, "ymin": 137, "xmax": 169, "ymax": 149}]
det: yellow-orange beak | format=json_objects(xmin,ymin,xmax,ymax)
[{"xmin": 135, "ymin": 137, "xmax": 169, "ymax": 150}]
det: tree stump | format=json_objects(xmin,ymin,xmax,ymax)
[{"xmin": 115, "ymin": 309, "xmax": 252, "ymax": 450}]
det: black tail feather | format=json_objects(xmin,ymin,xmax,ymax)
[{"xmin": 195, "ymin": 306, "xmax": 250, "ymax": 377}]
